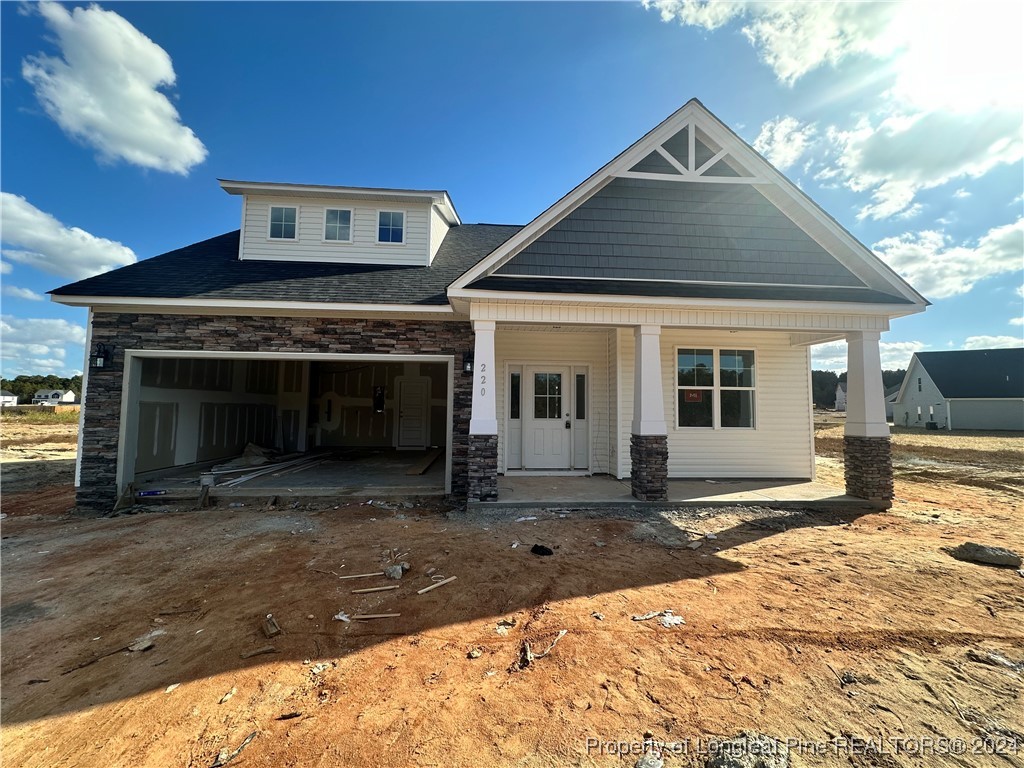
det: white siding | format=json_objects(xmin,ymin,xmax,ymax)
[
  {"xmin": 617, "ymin": 329, "xmax": 813, "ymax": 478},
  {"xmin": 495, "ymin": 328, "xmax": 614, "ymax": 474},
  {"xmin": 240, "ymin": 196, "xmax": 430, "ymax": 265},
  {"xmin": 428, "ymin": 205, "xmax": 451, "ymax": 264},
  {"xmin": 893, "ymin": 358, "xmax": 947, "ymax": 428}
]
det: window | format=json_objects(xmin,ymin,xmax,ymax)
[
  {"xmin": 917, "ymin": 377, "xmax": 922, "ymax": 392},
  {"xmin": 509, "ymin": 372, "xmax": 521, "ymax": 420},
  {"xmin": 676, "ymin": 348, "xmax": 755, "ymax": 429},
  {"xmin": 533, "ymin": 373, "xmax": 562, "ymax": 419},
  {"xmin": 269, "ymin": 206, "xmax": 297, "ymax": 239},
  {"xmin": 916, "ymin": 406, "xmax": 922, "ymax": 421},
  {"xmin": 324, "ymin": 208, "xmax": 352, "ymax": 242},
  {"xmin": 377, "ymin": 211, "xmax": 405, "ymax": 243},
  {"xmin": 575, "ymin": 373, "xmax": 587, "ymax": 420}
]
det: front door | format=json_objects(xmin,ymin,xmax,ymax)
[
  {"xmin": 397, "ymin": 379, "xmax": 428, "ymax": 449},
  {"xmin": 524, "ymin": 367, "xmax": 571, "ymax": 469}
]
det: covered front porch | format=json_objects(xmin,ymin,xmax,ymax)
[{"xmin": 473, "ymin": 473, "xmax": 862, "ymax": 510}]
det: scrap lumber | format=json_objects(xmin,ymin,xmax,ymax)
[
  {"xmin": 352, "ymin": 613, "xmax": 401, "ymax": 620},
  {"xmin": 417, "ymin": 576, "xmax": 457, "ymax": 595},
  {"xmin": 338, "ymin": 571, "xmax": 385, "ymax": 580},
  {"xmin": 405, "ymin": 447, "xmax": 443, "ymax": 475},
  {"xmin": 351, "ymin": 585, "xmax": 400, "ymax": 594}
]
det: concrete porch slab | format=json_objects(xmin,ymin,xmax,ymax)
[{"xmin": 470, "ymin": 474, "xmax": 868, "ymax": 510}]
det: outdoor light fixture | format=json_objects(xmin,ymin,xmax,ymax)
[
  {"xmin": 91, "ymin": 343, "xmax": 112, "ymax": 369},
  {"xmin": 462, "ymin": 351, "xmax": 474, "ymax": 375}
]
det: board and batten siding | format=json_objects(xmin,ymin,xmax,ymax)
[
  {"xmin": 240, "ymin": 196, "xmax": 431, "ymax": 265},
  {"xmin": 495, "ymin": 328, "xmax": 614, "ymax": 474},
  {"xmin": 616, "ymin": 328, "xmax": 814, "ymax": 478}
]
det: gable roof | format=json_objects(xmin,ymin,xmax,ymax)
[
  {"xmin": 51, "ymin": 226, "xmax": 520, "ymax": 308},
  {"xmin": 908, "ymin": 348, "xmax": 1024, "ymax": 399},
  {"xmin": 451, "ymin": 99, "xmax": 927, "ymax": 310},
  {"xmin": 0, "ymin": 390, "xmax": 15, "ymax": 397}
]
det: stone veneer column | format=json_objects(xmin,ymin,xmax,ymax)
[
  {"xmin": 843, "ymin": 331, "xmax": 894, "ymax": 507},
  {"xmin": 467, "ymin": 320, "xmax": 498, "ymax": 502},
  {"xmin": 631, "ymin": 325, "xmax": 668, "ymax": 501}
]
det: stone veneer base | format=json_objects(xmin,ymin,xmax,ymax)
[
  {"xmin": 843, "ymin": 435, "xmax": 894, "ymax": 508},
  {"xmin": 630, "ymin": 434, "xmax": 668, "ymax": 501},
  {"xmin": 466, "ymin": 434, "xmax": 498, "ymax": 502}
]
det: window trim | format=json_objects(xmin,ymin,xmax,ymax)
[
  {"xmin": 376, "ymin": 209, "xmax": 406, "ymax": 245},
  {"xmin": 322, "ymin": 207, "xmax": 354, "ymax": 244},
  {"xmin": 674, "ymin": 346, "xmax": 757, "ymax": 431},
  {"xmin": 267, "ymin": 205, "xmax": 299, "ymax": 241}
]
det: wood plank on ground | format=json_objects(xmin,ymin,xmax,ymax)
[{"xmin": 405, "ymin": 447, "xmax": 443, "ymax": 476}]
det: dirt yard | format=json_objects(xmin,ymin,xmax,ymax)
[{"xmin": 1, "ymin": 420, "xmax": 1022, "ymax": 767}]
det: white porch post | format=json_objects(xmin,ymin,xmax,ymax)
[
  {"xmin": 467, "ymin": 319, "xmax": 498, "ymax": 502},
  {"xmin": 632, "ymin": 325, "xmax": 667, "ymax": 435},
  {"xmin": 469, "ymin": 320, "xmax": 497, "ymax": 435},
  {"xmin": 845, "ymin": 331, "xmax": 889, "ymax": 438},
  {"xmin": 843, "ymin": 331, "xmax": 894, "ymax": 506},
  {"xmin": 630, "ymin": 324, "xmax": 668, "ymax": 500}
]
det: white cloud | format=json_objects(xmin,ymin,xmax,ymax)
[
  {"xmin": 829, "ymin": 110, "xmax": 1024, "ymax": 220},
  {"xmin": 753, "ymin": 116, "xmax": 817, "ymax": 171},
  {"xmin": 0, "ymin": 260, "xmax": 10, "ymax": 275},
  {"xmin": 962, "ymin": 335, "xmax": 1024, "ymax": 350},
  {"xmin": 953, "ymin": 188, "xmax": 971, "ymax": 199},
  {"xmin": 0, "ymin": 315, "xmax": 86, "ymax": 377},
  {"xmin": 1016, "ymin": 286, "xmax": 1024, "ymax": 299},
  {"xmin": 2, "ymin": 285, "xmax": 45, "ymax": 301},
  {"xmin": 811, "ymin": 339, "xmax": 926, "ymax": 372},
  {"xmin": 873, "ymin": 218, "xmax": 1024, "ymax": 300},
  {"xmin": 1010, "ymin": 317, "xmax": 1024, "ymax": 326},
  {"xmin": 1, "ymin": 193, "xmax": 136, "ymax": 280},
  {"xmin": 22, "ymin": 1, "xmax": 206, "ymax": 174}
]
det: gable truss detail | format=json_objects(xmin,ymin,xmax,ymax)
[{"xmin": 621, "ymin": 120, "xmax": 768, "ymax": 184}]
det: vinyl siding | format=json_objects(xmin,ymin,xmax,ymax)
[
  {"xmin": 428, "ymin": 205, "xmax": 451, "ymax": 264},
  {"xmin": 617, "ymin": 329, "xmax": 813, "ymax": 478},
  {"xmin": 949, "ymin": 399, "xmax": 1024, "ymax": 431},
  {"xmin": 893, "ymin": 359, "xmax": 947, "ymax": 428},
  {"xmin": 495, "ymin": 328, "xmax": 613, "ymax": 474},
  {"xmin": 240, "ymin": 196, "xmax": 430, "ymax": 265}
]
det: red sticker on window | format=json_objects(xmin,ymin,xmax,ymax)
[{"xmin": 684, "ymin": 390, "xmax": 703, "ymax": 403}]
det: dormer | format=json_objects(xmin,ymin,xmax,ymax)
[{"xmin": 219, "ymin": 180, "xmax": 461, "ymax": 266}]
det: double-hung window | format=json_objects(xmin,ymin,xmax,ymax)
[
  {"xmin": 677, "ymin": 348, "xmax": 756, "ymax": 429},
  {"xmin": 269, "ymin": 206, "xmax": 297, "ymax": 239},
  {"xmin": 377, "ymin": 211, "xmax": 405, "ymax": 243},
  {"xmin": 324, "ymin": 208, "xmax": 352, "ymax": 242}
]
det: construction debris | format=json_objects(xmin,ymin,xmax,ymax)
[
  {"xmin": 417, "ymin": 575, "xmax": 456, "ymax": 594},
  {"xmin": 530, "ymin": 544, "xmax": 554, "ymax": 556},
  {"xmin": 632, "ymin": 610, "xmax": 685, "ymax": 628},
  {"xmin": 945, "ymin": 542, "xmax": 1022, "ymax": 568},
  {"xmin": 338, "ymin": 571, "xmax": 386, "ymax": 580},
  {"xmin": 262, "ymin": 614, "xmax": 282, "ymax": 638},
  {"xmin": 496, "ymin": 618, "xmax": 516, "ymax": 636},
  {"xmin": 219, "ymin": 687, "xmax": 236, "ymax": 704},
  {"xmin": 211, "ymin": 731, "xmax": 257, "ymax": 768},
  {"xmin": 240, "ymin": 646, "xmax": 278, "ymax": 660},
  {"xmin": 352, "ymin": 613, "xmax": 401, "ymax": 620},
  {"xmin": 467, "ymin": 648, "xmax": 483, "ymax": 659},
  {"xmin": 517, "ymin": 629, "xmax": 568, "ymax": 669},
  {"xmin": 384, "ymin": 564, "xmax": 407, "ymax": 580},
  {"xmin": 276, "ymin": 712, "xmax": 302, "ymax": 721},
  {"xmin": 351, "ymin": 585, "xmax": 400, "ymax": 594},
  {"xmin": 332, "ymin": 611, "xmax": 351, "ymax": 623}
]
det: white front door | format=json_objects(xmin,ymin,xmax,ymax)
[
  {"xmin": 397, "ymin": 379, "xmax": 428, "ymax": 449},
  {"xmin": 523, "ymin": 367, "xmax": 571, "ymax": 469}
]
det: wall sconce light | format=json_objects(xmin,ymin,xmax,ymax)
[
  {"xmin": 462, "ymin": 351, "xmax": 474, "ymax": 375},
  {"xmin": 91, "ymin": 342, "xmax": 112, "ymax": 369}
]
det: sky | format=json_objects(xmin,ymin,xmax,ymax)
[{"xmin": 1, "ymin": 0, "xmax": 1022, "ymax": 378}]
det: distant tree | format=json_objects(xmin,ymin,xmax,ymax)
[
  {"xmin": 1, "ymin": 374, "xmax": 82, "ymax": 403},
  {"xmin": 881, "ymin": 369, "xmax": 906, "ymax": 391},
  {"xmin": 811, "ymin": 370, "xmax": 840, "ymax": 408}
]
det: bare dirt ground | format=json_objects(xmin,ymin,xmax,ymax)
[{"xmin": 1, "ymin": 420, "xmax": 1022, "ymax": 767}]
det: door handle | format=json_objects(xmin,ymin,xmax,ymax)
[{"xmin": 565, "ymin": 420, "xmax": 571, "ymax": 429}]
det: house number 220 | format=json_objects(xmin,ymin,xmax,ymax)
[{"xmin": 479, "ymin": 363, "xmax": 487, "ymax": 397}]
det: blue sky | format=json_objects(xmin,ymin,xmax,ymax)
[{"xmin": 1, "ymin": 0, "xmax": 1022, "ymax": 377}]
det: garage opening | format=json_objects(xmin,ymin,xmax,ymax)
[{"xmin": 121, "ymin": 353, "xmax": 452, "ymax": 502}]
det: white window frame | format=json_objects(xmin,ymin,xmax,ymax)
[
  {"xmin": 322, "ymin": 207, "xmax": 354, "ymax": 244},
  {"xmin": 376, "ymin": 209, "xmax": 406, "ymax": 245},
  {"xmin": 267, "ymin": 205, "xmax": 299, "ymax": 241},
  {"xmin": 674, "ymin": 346, "xmax": 757, "ymax": 431}
]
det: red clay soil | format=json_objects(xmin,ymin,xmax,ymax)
[{"xmin": 2, "ymin": 465, "xmax": 1023, "ymax": 768}]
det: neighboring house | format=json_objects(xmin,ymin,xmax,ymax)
[
  {"xmin": 32, "ymin": 389, "xmax": 76, "ymax": 404},
  {"xmin": 51, "ymin": 99, "xmax": 927, "ymax": 514},
  {"xmin": 0, "ymin": 390, "xmax": 18, "ymax": 407},
  {"xmin": 884, "ymin": 385, "xmax": 900, "ymax": 422},
  {"xmin": 835, "ymin": 382, "xmax": 847, "ymax": 412},
  {"xmin": 893, "ymin": 348, "xmax": 1024, "ymax": 431}
]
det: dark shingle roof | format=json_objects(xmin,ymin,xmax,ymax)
[
  {"xmin": 915, "ymin": 348, "xmax": 1024, "ymax": 398},
  {"xmin": 468, "ymin": 276, "xmax": 913, "ymax": 304},
  {"xmin": 51, "ymin": 225, "xmax": 522, "ymax": 306}
]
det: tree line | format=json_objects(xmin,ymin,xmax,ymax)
[
  {"xmin": 1, "ymin": 375, "xmax": 83, "ymax": 404},
  {"xmin": 811, "ymin": 369, "xmax": 906, "ymax": 409}
]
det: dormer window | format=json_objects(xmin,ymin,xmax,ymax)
[
  {"xmin": 378, "ymin": 211, "xmax": 405, "ymax": 244},
  {"xmin": 324, "ymin": 208, "xmax": 353, "ymax": 242},
  {"xmin": 269, "ymin": 206, "xmax": 298, "ymax": 239}
]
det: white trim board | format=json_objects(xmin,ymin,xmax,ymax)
[{"xmin": 51, "ymin": 294, "xmax": 457, "ymax": 317}]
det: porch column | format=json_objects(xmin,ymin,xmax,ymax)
[
  {"xmin": 630, "ymin": 324, "xmax": 668, "ymax": 501},
  {"xmin": 467, "ymin": 320, "xmax": 498, "ymax": 502},
  {"xmin": 843, "ymin": 331, "xmax": 894, "ymax": 507}
]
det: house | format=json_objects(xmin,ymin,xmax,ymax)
[
  {"xmin": 50, "ymin": 99, "xmax": 927, "ymax": 515},
  {"xmin": 892, "ymin": 348, "xmax": 1024, "ymax": 430},
  {"xmin": 0, "ymin": 390, "xmax": 18, "ymax": 407},
  {"xmin": 835, "ymin": 382, "xmax": 847, "ymax": 412},
  {"xmin": 32, "ymin": 389, "xmax": 76, "ymax": 404},
  {"xmin": 884, "ymin": 385, "xmax": 900, "ymax": 422}
]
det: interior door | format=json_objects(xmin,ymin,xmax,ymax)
[
  {"xmin": 524, "ymin": 367, "xmax": 571, "ymax": 469},
  {"xmin": 397, "ymin": 379, "xmax": 428, "ymax": 449}
]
